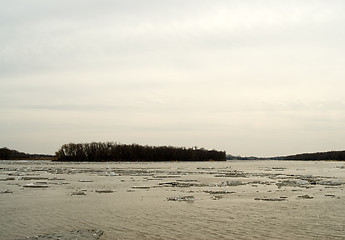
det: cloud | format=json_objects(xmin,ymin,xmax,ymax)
[
  {"xmin": 1, "ymin": 0, "xmax": 343, "ymax": 75},
  {"xmin": 1, "ymin": 0, "xmax": 345, "ymax": 156}
]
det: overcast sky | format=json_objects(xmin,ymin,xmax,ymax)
[{"xmin": 1, "ymin": 0, "xmax": 345, "ymax": 157}]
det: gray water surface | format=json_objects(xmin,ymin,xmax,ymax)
[{"xmin": 1, "ymin": 160, "xmax": 344, "ymax": 240}]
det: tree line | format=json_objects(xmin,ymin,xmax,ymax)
[
  {"xmin": 0, "ymin": 147, "xmax": 54, "ymax": 160},
  {"xmin": 284, "ymin": 150, "xmax": 345, "ymax": 161},
  {"xmin": 0, "ymin": 147, "xmax": 29, "ymax": 159},
  {"xmin": 55, "ymin": 142, "xmax": 226, "ymax": 162}
]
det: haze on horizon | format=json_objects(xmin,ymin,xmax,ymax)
[{"xmin": 1, "ymin": 0, "xmax": 345, "ymax": 157}]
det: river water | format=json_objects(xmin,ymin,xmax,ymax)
[{"xmin": 0, "ymin": 160, "xmax": 344, "ymax": 240}]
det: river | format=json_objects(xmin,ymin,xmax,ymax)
[{"xmin": 0, "ymin": 160, "xmax": 344, "ymax": 240}]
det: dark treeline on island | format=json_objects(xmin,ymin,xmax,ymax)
[
  {"xmin": 55, "ymin": 142, "xmax": 226, "ymax": 162},
  {"xmin": 0, "ymin": 147, "xmax": 54, "ymax": 160}
]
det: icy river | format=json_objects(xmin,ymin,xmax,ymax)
[{"xmin": 0, "ymin": 160, "xmax": 344, "ymax": 240}]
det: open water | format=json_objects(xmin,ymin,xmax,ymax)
[{"xmin": 0, "ymin": 160, "xmax": 344, "ymax": 240}]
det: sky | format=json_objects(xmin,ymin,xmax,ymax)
[{"xmin": 1, "ymin": 0, "xmax": 345, "ymax": 157}]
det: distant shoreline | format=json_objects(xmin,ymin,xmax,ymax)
[
  {"xmin": 2, "ymin": 146, "xmax": 345, "ymax": 161},
  {"xmin": 0, "ymin": 157, "xmax": 57, "ymax": 161},
  {"xmin": 2, "ymin": 158, "xmax": 345, "ymax": 162}
]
